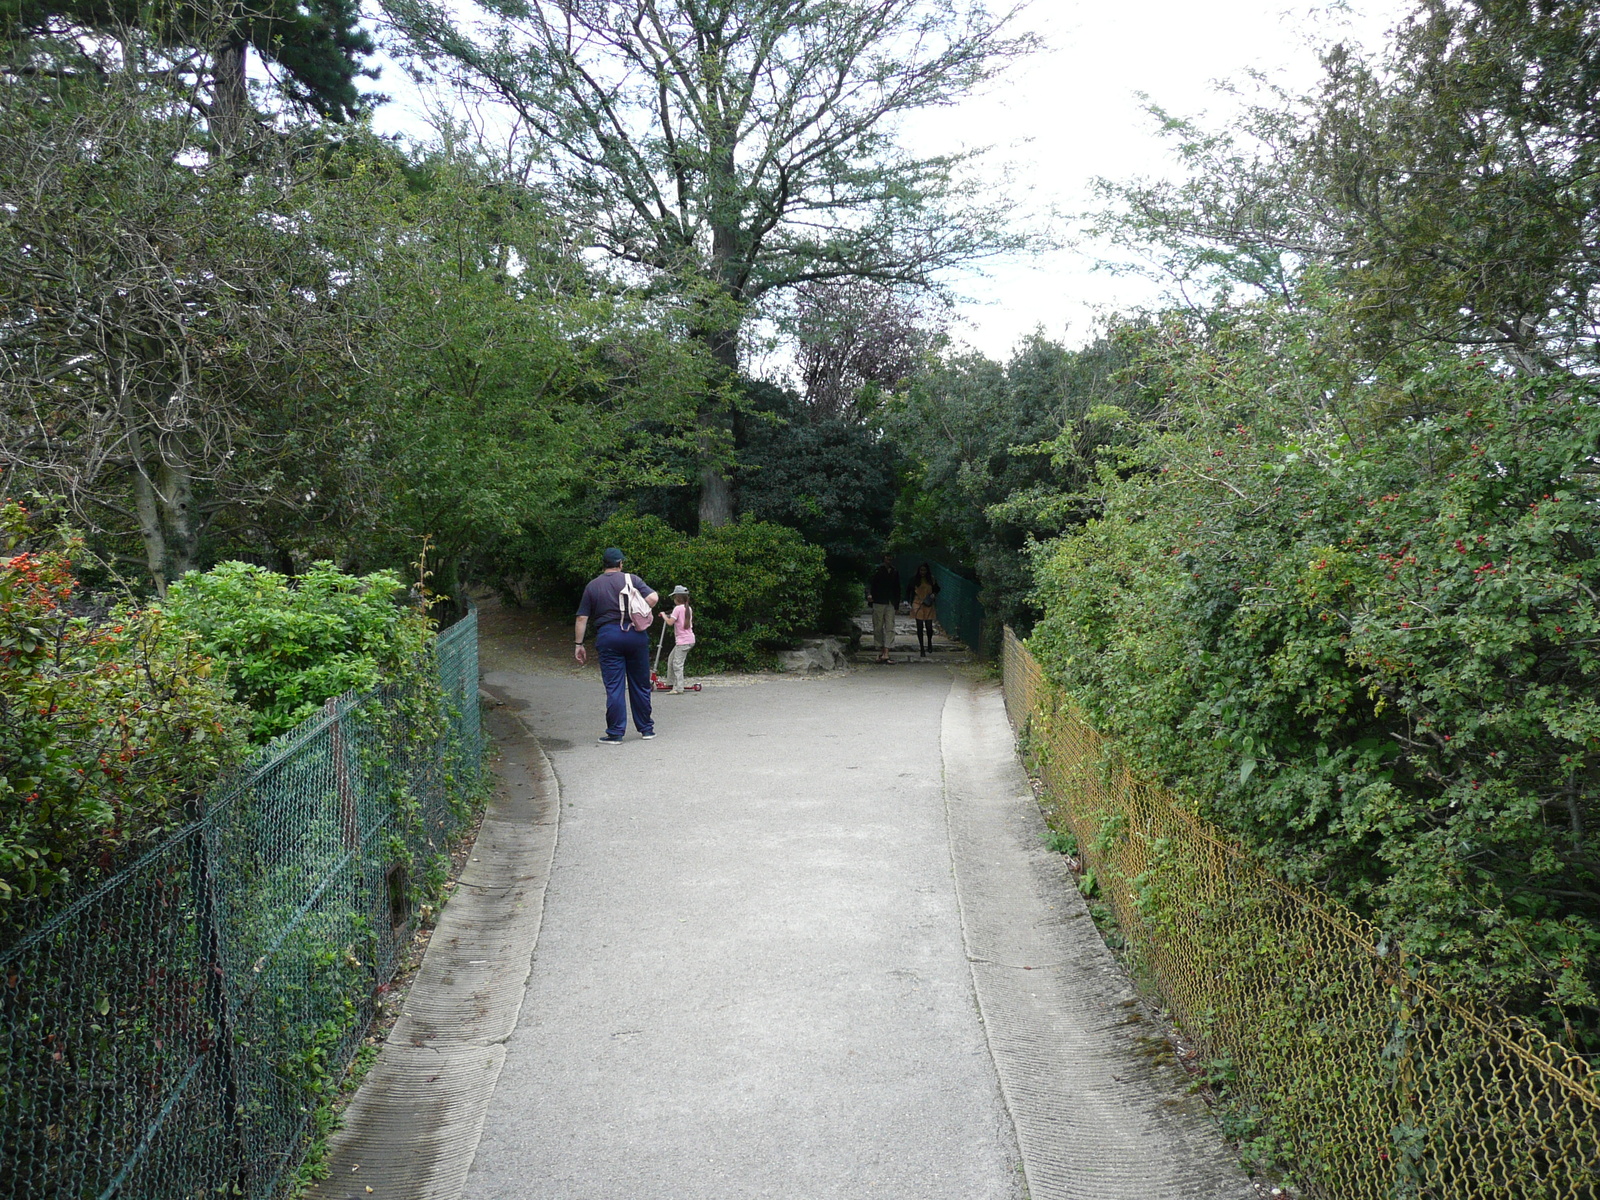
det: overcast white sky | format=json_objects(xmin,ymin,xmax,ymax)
[
  {"xmin": 367, "ymin": 0, "xmax": 1411, "ymax": 362},
  {"xmin": 891, "ymin": 0, "xmax": 1410, "ymax": 358}
]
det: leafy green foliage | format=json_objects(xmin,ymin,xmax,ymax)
[
  {"xmin": 564, "ymin": 513, "xmax": 826, "ymax": 669},
  {"xmin": 317, "ymin": 151, "xmax": 706, "ymax": 597},
  {"xmin": 0, "ymin": 501, "xmax": 247, "ymax": 915},
  {"xmin": 887, "ymin": 331, "xmax": 1150, "ymax": 631},
  {"xmin": 1029, "ymin": 301, "xmax": 1600, "ymax": 1039},
  {"xmin": 1041, "ymin": 827, "xmax": 1078, "ymax": 857},
  {"xmin": 733, "ymin": 382, "xmax": 900, "ymax": 631},
  {"xmin": 163, "ymin": 562, "xmax": 435, "ymax": 742}
]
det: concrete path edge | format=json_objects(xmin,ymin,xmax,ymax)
[{"xmin": 308, "ymin": 693, "xmax": 560, "ymax": 1200}]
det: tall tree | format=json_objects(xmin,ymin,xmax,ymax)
[
  {"xmin": 1097, "ymin": 0, "xmax": 1600, "ymax": 371},
  {"xmin": 1308, "ymin": 0, "xmax": 1600, "ymax": 369},
  {"xmin": 383, "ymin": 0, "xmax": 1036, "ymax": 527},
  {"xmin": 0, "ymin": 0, "xmax": 376, "ymax": 139},
  {"xmin": 0, "ymin": 65, "xmax": 366, "ymax": 591}
]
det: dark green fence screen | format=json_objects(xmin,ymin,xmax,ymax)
[{"xmin": 0, "ymin": 611, "xmax": 483, "ymax": 1200}]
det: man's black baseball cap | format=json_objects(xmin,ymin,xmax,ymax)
[{"xmin": 603, "ymin": 547, "xmax": 625, "ymax": 567}]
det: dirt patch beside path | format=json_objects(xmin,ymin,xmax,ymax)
[{"xmin": 472, "ymin": 593, "xmax": 589, "ymax": 677}]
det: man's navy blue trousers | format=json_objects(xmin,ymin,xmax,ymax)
[{"xmin": 596, "ymin": 622, "xmax": 654, "ymax": 738}]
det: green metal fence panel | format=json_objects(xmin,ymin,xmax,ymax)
[
  {"xmin": 436, "ymin": 610, "xmax": 483, "ymax": 770},
  {"xmin": 929, "ymin": 563, "xmax": 985, "ymax": 655},
  {"xmin": 0, "ymin": 609, "xmax": 483, "ymax": 1200}
]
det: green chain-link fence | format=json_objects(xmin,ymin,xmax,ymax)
[{"xmin": 0, "ymin": 610, "xmax": 483, "ymax": 1200}]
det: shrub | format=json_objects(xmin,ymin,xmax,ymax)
[
  {"xmin": 564, "ymin": 513, "xmax": 826, "ymax": 668},
  {"xmin": 0, "ymin": 501, "xmax": 247, "ymax": 916},
  {"xmin": 163, "ymin": 562, "xmax": 435, "ymax": 742},
  {"xmin": 1029, "ymin": 308, "xmax": 1600, "ymax": 1041}
]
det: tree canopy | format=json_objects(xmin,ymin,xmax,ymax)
[
  {"xmin": 382, "ymin": 0, "xmax": 1037, "ymax": 524},
  {"xmin": 0, "ymin": 0, "xmax": 377, "ymax": 128},
  {"xmin": 1097, "ymin": 0, "xmax": 1600, "ymax": 371}
]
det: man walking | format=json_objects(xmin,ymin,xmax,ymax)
[
  {"xmin": 574, "ymin": 547, "xmax": 659, "ymax": 744},
  {"xmin": 868, "ymin": 552, "xmax": 901, "ymax": 664}
]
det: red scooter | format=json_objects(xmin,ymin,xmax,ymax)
[{"xmin": 651, "ymin": 618, "xmax": 702, "ymax": 692}]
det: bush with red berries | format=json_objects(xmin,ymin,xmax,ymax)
[{"xmin": 0, "ymin": 501, "xmax": 246, "ymax": 921}]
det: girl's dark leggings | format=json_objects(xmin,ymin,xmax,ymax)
[{"xmin": 915, "ymin": 619, "xmax": 934, "ymax": 651}]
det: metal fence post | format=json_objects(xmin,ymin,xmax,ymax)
[
  {"xmin": 325, "ymin": 697, "xmax": 357, "ymax": 852},
  {"xmin": 189, "ymin": 825, "xmax": 244, "ymax": 1193}
]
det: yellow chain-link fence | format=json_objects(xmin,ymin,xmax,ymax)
[{"xmin": 1002, "ymin": 627, "xmax": 1600, "ymax": 1199}]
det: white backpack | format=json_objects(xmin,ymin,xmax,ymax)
[{"xmin": 617, "ymin": 574, "xmax": 652, "ymax": 631}]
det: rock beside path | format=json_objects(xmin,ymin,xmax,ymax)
[{"xmin": 775, "ymin": 636, "xmax": 850, "ymax": 672}]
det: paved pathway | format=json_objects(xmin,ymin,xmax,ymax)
[
  {"xmin": 315, "ymin": 648, "xmax": 1250, "ymax": 1200},
  {"xmin": 470, "ymin": 667, "xmax": 1021, "ymax": 1200}
]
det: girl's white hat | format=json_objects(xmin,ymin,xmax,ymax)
[{"xmin": 671, "ymin": 585, "xmax": 690, "ymax": 596}]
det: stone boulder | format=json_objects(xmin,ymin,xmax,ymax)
[{"xmin": 775, "ymin": 637, "xmax": 850, "ymax": 673}]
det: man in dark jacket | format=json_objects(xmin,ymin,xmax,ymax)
[
  {"xmin": 574, "ymin": 547, "xmax": 659, "ymax": 744},
  {"xmin": 868, "ymin": 552, "xmax": 900, "ymax": 664}
]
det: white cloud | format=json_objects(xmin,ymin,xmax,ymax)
[{"xmin": 899, "ymin": 0, "xmax": 1408, "ymax": 358}]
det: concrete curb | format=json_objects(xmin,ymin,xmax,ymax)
[
  {"xmin": 941, "ymin": 675, "xmax": 1252, "ymax": 1200},
  {"xmin": 309, "ymin": 694, "xmax": 559, "ymax": 1200}
]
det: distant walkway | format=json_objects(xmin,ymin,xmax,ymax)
[
  {"xmin": 848, "ymin": 607, "xmax": 969, "ymax": 664},
  {"xmin": 314, "ymin": 630, "xmax": 1250, "ymax": 1200}
]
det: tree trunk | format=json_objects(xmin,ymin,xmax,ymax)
[
  {"xmin": 269, "ymin": 542, "xmax": 297, "ymax": 577},
  {"xmin": 131, "ymin": 464, "xmax": 168, "ymax": 597},
  {"xmin": 212, "ymin": 41, "xmax": 251, "ymax": 147},
  {"xmin": 114, "ymin": 371, "xmax": 170, "ymax": 595},
  {"xmin": 696, "ymin": 249, "xmax": 740, "ymax": 530},
  {"xmin": 697, "ymin": 411, "xmax": 735, "ymax": 528},
  {"xmin": 158, "ymin": 457, "xmax": 199, "ymax": 581}
]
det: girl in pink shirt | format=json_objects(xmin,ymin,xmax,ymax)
[{"xmin": 660, "ymin": 585, "xmax": 697, "ymax": 694}]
